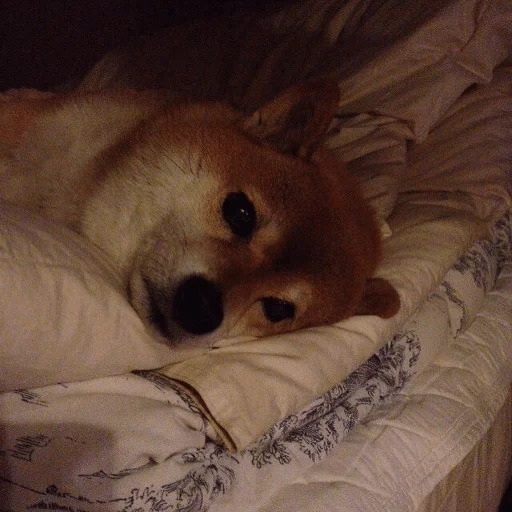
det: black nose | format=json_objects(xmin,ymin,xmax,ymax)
[{"xmin": 172, "ymin": 276, "xmax": 224, "ymax": 335}]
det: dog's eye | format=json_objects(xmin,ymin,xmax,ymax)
[
  {"xmin": 261, "ymin": 297, "xmax": 295, "ymax": 323},
  {"xmin": 222, "ymin": 192, "xmax": 256, "ymax": 238}
]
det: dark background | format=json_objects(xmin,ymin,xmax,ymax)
[{"xmin": 0, "ymin": 0, "xmax": 293, "ymax": 91}]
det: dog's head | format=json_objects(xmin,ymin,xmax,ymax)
[{"xmin": 80, "ymin": 80, "xmax": 399, "ymax": 346}]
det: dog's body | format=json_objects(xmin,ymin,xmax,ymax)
[{"xmin": 0, "ymin": 80, "xmax": 399, "ymax": 346}]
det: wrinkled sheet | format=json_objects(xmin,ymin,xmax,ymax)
[
  {"xmin": 1, "ymin": 215, "xmax": 510, "ymax": 511},
  {"xmin": 261, "ymin": 233, "xmax": 512, "ymax": 512},
  {"xmin": 0, "ymin": 203, "xmax": 197, "ymax": 392}
]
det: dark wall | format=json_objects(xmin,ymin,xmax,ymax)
[{"xmin": 0, "ymin": 0, "xmax": 292, "ymax": 91}]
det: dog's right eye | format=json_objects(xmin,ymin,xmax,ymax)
[{"xmin": 222, "ymin": 192, "xmax": 256, "ymax": 238}]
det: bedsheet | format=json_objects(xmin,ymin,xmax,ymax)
[
  {"xmin": 261, "ymin": 229, "xmax": 512, "ymax": 512},
  {"xmin": 1, "ymin": 213, "xmax": 510, "ymax": 512}
]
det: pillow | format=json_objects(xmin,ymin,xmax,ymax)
[
  {"xmin": 402, "ymin": 64, "xmax": 512, "ymax": 224},
  {"xmin": 0, "ymin": 202, "xmax": 198, "ymax": 392},
  {"xmin": 321, "ymin": 0, "xmax": 512, "ymax": 223}
]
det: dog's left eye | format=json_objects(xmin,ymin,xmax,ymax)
[
  {"xmin": 222, "ymin": 192, "xmax": 256, "ymax": 238},
  {"xmin": 261, "ymin": 297, "xmax": 295, "ymax": 323}
]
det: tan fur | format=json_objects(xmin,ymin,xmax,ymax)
[{"xmin": 0, "ymin": 81, "xmax": 399, "ymax": 347}]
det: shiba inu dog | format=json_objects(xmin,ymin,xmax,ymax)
[{"xmin": 0, "ymin": 80, "xmax": 400, "ymax": 346}]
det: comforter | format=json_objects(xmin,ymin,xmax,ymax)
[{"xmin": 1, "ymin": 214, "xmax": 510, "ymax": 511}]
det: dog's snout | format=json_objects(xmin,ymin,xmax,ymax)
[{"xmin": 172, "ymin": 276, "xmax": 224, "ymax": 335}]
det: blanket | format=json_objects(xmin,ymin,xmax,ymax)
[
  {"xmin": 158, "ymin": 61, "xmax": 512, "ymax": 449},
  {"xmin": 1, "ymin": 214, "xmax": 510, "ymax": 511}
]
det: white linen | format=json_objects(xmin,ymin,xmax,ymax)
[
  {"xmin": 0, "ymin": 214, "xmax": 509, "ymax": 511},
  {"xmin": 417, "ymin": 395, "xmax": 512, "ymax": 512},
  {"xmin": 260, "ymin": 260, "xmax": 512, "ymax": 512},
  {"xmin": 0, "ymin": 203, "xmax": 199, "ymax": 391},
  {"xmin": 402, "ymin": 64, "xmax": 512, "ymax": 225}
]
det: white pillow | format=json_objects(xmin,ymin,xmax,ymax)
[
  {"xmin": 322, "ymin": 0, "xmax": 512, "ymax": 225},
  {"xmin": 0, "ymin": 202, "xmax": 193, "ymax": 392}
]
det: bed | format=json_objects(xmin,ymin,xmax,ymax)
[{"xmin": 2, "ymin": 0, "xmax": 512, "ymax": 510}]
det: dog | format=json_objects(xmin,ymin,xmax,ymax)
[{"xmin": 0, "ymin": 80, "xmax": 400, "ymax": 347}]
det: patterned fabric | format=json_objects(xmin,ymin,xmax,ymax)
[{"xmin": 0, "ymin": 214, "xmax": 510, "ymax": 512}]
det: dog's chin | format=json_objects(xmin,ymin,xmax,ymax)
[
  {"xmin": 127, "ymin": 271, "xmax": 175, "ymax": 345},
  {"xmin": 146, "ymin": 305, "xmax": 214, "ymax": 349},
  {"xmin": 147, "ymin": 321, "xmax": 228, "ymax": 349}
]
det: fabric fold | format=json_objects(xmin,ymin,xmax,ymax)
[{"xmin": 159, "ymin": 202, "xmax": 487, "ymax": 450}]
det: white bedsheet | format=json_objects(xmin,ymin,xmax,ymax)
[
  {"xmin": 261, "ymin": 256, "xmax": 512, "ymax": 512},
  {"xmin": 1, "ymin": 214, "xmax": 509, "ymax": 512}
]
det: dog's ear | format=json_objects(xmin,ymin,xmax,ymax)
[
  {"xmin": 357, "ymin": 277, "xmax": 401, "ymax": 319},
  {"xmin": 241, "ymin": 78, "xmax": 339, "ymax": 160}
]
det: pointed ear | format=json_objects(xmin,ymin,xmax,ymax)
[
  {"xmin": 357, "ymin": 278, "xmax": 401, "ymax": 319},
  {"xmin": 241, "ymin": 78, "xmax": 339, "ymax": 160}
]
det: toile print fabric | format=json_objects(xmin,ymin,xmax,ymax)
[{"xmin": 1, "ymin": 213, "xmax": 510, "ymax": 512}]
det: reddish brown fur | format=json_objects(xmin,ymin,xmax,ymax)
[{"xmin": 0, "ymin": 81, "xmax": 400, "ymax": 345}]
